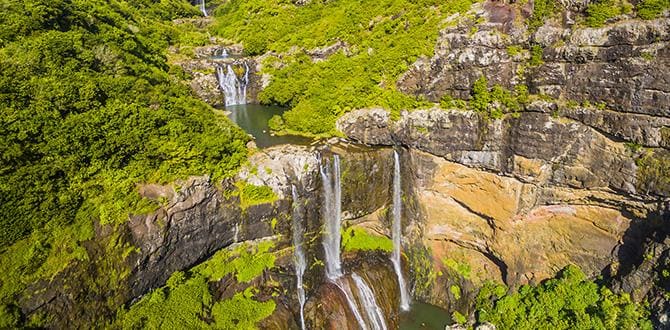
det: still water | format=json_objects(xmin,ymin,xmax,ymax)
[
  {"xmin": 400, "ymin": 302, "xmax": 453, "ymax": 330},
  {"xmin": 225, "ymin": 104, "xmax": 312, "ymax": 148}
]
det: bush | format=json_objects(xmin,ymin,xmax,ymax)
[
  {"xmin": 637, "ymin": 0, "xmax": 670, "ymax": 19},
  {"xmin": 476, "ymin": 265, "xmax": 652, "ymax": 330}
]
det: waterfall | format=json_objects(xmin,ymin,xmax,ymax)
[
  {"xmin": 392, "ymin": 150, "xmax": 411, "ymax": 311},
  {"xmin": 199, "ymin": 0, "xmax": 207, "ymax": 16},
  {"xmin": 216, "ymin": 63, "xmax": 249, "ymax": 106},
  {"xmin": 333, "ymin": 278, "xmax": 368, "ymax": 329},
  {"xmin": 352, "ymin": 273, "xmax": 388, "ymax": 330},
  {"xmin": 292, "ymin": 185, "xmax": 307, "ymax": 330},
  {"xmin": 320, "ymin": 154, "xmax": 343, "ymax": 280},
  {"xmin": 233, "ymin": 223, "xmax": 240, "ymax": 243}
]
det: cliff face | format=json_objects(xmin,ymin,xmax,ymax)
[{"xmin": 337, "ymin": 3, "xmax": 670, "ymax": 321}]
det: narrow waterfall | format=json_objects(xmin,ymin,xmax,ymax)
[
  {"xmin": 333, "ymin": 278, "xmax": 368, "ymax": 330},
  {"xmin": 291, "ymin": 185, "xmax": 307, "ymax": 330},
  {"xmin": 352, "ymin": 273, "xmax": 388, "ymax": 330},
  {"xmin": 320, "ymin": 154, "xmax": 343, "ymax": 279},
  {"xmin": 199, "ymin": 0, "xmax": 207, "ymax": 16},
  {"xmin": 216, "ymin": 63, "xmax": 249, "ymax": 106},
  {"xmin": 392, "ymin": 150, "xmax": 411, "ymax": 311},
  {"xmin": 233, "ymin": 223, "xmax": 240, "ymax": 243}
]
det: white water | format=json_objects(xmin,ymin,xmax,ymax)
[
  {"xmin": 352, "ymin": 273, "xmax": 388, "ymax": 330},
  {"xmin": 199, "ymin": 0, "xmax": 207, "ymax": 16},
  {"xmin": 333, "ymin": 277, "xmax": 368, "ymax": 330},
  {"xmin": 233, "ymin": 223, "xmax": 240, "ymax": 243},
  {"xmin": 291, "ymin": 185, "xmax": 307, "ymax": 330},
  {"xmin": 216, "ymin": 63, "xmax": 249, "ymax": 106},
  {"xmin": 320, "ymin": 154, "xmax": 343, "ymax": 280},
  {"xmin": 392, "ymin": 150, "xmax": 411, "ymax": 311}
]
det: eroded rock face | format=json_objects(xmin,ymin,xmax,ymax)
[{"xmin": 338, "ymin": 107, "xmax": 668, "ymax": 318}]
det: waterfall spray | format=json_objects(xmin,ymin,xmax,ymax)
[
  {"xmin": 292, "ymin": 185, "xmax": 307, "ymax": 330},
  {"xmin": 392, "ymin": 150, "xmax": 411, "ymax": 311}
]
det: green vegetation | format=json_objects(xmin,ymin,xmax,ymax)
[
  {"xmin": 196, "ymin": 240, "xmax": 276, "ymax": 283},
  {"xmin": 341, "ymin": 226, "xmax": 393, "ymax": 253},
  {"xmin": 469, "ymin": 76, "xmax": 529, "ymax": 119},
  {"xmin": 236, "ymin": 182, "xmax": 278, "ymax": 209},
  {"xmin": 0, "ymin": 0, "xmax": 249, "ymax": 319},
  {"xmin": 443, "ymin": 258, "xmax": 472, "ymax": 279},
  {"xmin": 476, "ymin": 265, "xmax": 652, "ymax": 329},
  {"xmin": 506, "ymin": 45, "xmax": 524, "ymax": 57},
  {"xmin": 118, "ymin": 241, "xmax": 277, "ymax": 328},
  {"xmin": 527, "ymin": 0, "xmax": 556, "ymax": 32},
  {"xmin": 529, "ymin": 45, "xmax": 544, "ymax": 66},
  {"xmin": 636, "ymin": 149, "xmax": 670, "ymax": 195},
  {"xmin": 211, "ymin": 0, "xmax": 478, "ymax": 135},
  {"xmin": 637, "ymin": 0, "xmax": 670, "ymax": 19},
  {"xmin": 450, "ymin": 285, "xmax": 462, "ymax": 300},
  {"xmin": 585, "ymin": 0, "xmax": 632, "ymax": 27},
  {"xmin": 452, "ymin": 310, "xmax": 468, "ymax": 324}
]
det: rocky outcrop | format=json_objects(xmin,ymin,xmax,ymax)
[{"xmin": 397, "ymin": 3, "xmax": 670, "ymax": 131}]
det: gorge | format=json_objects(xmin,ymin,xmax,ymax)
[{"xmin": 0, "ymin": 0, "xmax": 668, "ymax": 329}]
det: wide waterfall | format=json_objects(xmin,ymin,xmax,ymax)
[
  {"xmin": 216, "ymin": 63, "xmax": 249, "ymax": 106},
  {"xmin": 352, "ymin": 273, "xmax": 388, "ymax": 330},
  {"xmin": 291, "ymin": 185, "xmax": 307, "ymax": 330},
  {"xmin": 392, "ymin": 150, "xmax": 411, "ymax": 311},
  {"xmin": 320, "ymin": 154, "xmax": 343, "ymax": 279},
  {"xmin": 199, "ymin": 0, "xmax": 207, "ymax": 16}
]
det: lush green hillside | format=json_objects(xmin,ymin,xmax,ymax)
[
  {"xmin": 0, "ymin": 0, "xmax": 247, "ymax": 322},
  {"xmin": 210, "ymin": 0, "xmax": 473, "ymax": 136}
]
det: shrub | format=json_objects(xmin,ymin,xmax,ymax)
[{"xmin": 476, "ymin": 265, "xmax": 652, "ymax": 330}]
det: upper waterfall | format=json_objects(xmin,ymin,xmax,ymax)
[
  {"xmin": 320, "ymin": 154, "xmax": 343, "ymax": 280},
  {"xmin": 392, "ymin": 150, "xmax": 411, "ymax": 311},
  {"xmin": 199, "ymin": 0, "xmax": 207, "ymax": 16},
  {"xmin": 216, "ymin": 63, "xmax": 249, "ymax": 106}
]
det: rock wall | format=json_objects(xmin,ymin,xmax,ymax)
[{"xmin": 338, "ymin": 105, "xmax": 669, "ymax": 317}]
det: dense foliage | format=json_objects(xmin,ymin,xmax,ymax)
[
  {"xmin": 476, "ymin": 265, "xmax": 652, "ymax": 329},
  {"xmin": 341, "ymin": 226, "xmax": 393, "ymax": 253},
  {"xmin": 0, "ymin": 0, "xmax": 248, "ymax": 319},
  {"xmin": 210, "ymin": 0, "xmax": 476, "ymax": 135},
  {"xmin": 118, "ymin": 241, "xmax": 277, "ymax": 329}
]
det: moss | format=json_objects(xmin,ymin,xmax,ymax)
[
  {"xmin": 636, "ymin": 149, "xmax": 670, "ymax": 195},
  {"xmin": 408, "ymin": 245, "xmax": 438, "ymax": 298},
  {"xmin": 506, "ymin": 45, "xmax": 523, "ymax": 57},
  {"xmin": 636, "ymin": 0, "xmax": 670, "ymax": 19},
  {"xmin": 641, "ymin": 51, "xmax": 655, "ymax": 61},
  {"xmin": 341, "ymin": 227, "xmax": 393, "ymax": 253},
  {"xmin": 443, "ymin": 258, "xmax": 472, "ymax": 279},
  {"xmin": 452, "ymin": 311, "xmax": 468, "ymax": 324},
  {"xmin": 236, "ymin": 182, "xmax": 278, "ymax": 210},
  {"xmin": 527, "ymin": 0, "xmax": 556, "ymax": 32},
  {"xmin": 196, "ymin": 240, "xmax": 276, "ymax": 283},
  {"xmin": 585, "ymin": 0, "xmax": 633, "ymax": 27},
  {"xmin": 529, "ymin": 45, "xmax": 544, "ymax": 66},
  {"xmin": 211, "ymin": 288, "xmax": 276, "ymax": 330},
  {"xmin": 450, "ymin": 285, "xmax": 462, "ymax": 300}
]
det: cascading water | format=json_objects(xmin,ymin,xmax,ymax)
[
  {"xmin": 233, "ymin": 223, "xmax": 240, "ymax": 243},
  {"xmin": 392, "ymin": 150, "xmax": 411, "ymax": 311},
  {"xmin": 352, "ymin": 273, "xmax": 388, "ymax": 330},
  {"xmin": 320, "ymin": 154, "xmax": 343, "ymax": 279},
  {"xmin": 291, "ymin": 185, "xmax": 307, "ymax": 330},
  {"xmin": 216, "ymin": 63, "xmax": 249, "ymax": 106},
  {"xmin": 333, "ymin": 278, "xmax": 368, "ymax": 329},
  {"xmin": 199, "ymin": 0, "xmax": 207, "ymax": 16}
]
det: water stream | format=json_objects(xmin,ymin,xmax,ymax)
[
  {"xmin": 291, "ymin": 185, "xmax": 307, "ymax": 330},
  {"xmin": 392, "ymin": 150, "xmax": 411, "ymax": 311},
  {"xmin": 352, "ymin": 273, "xmax": 388, "ymax": 330},
  {"xmin": 199, "ymin": 0, "xmax": 207, "ymax": 16}
]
